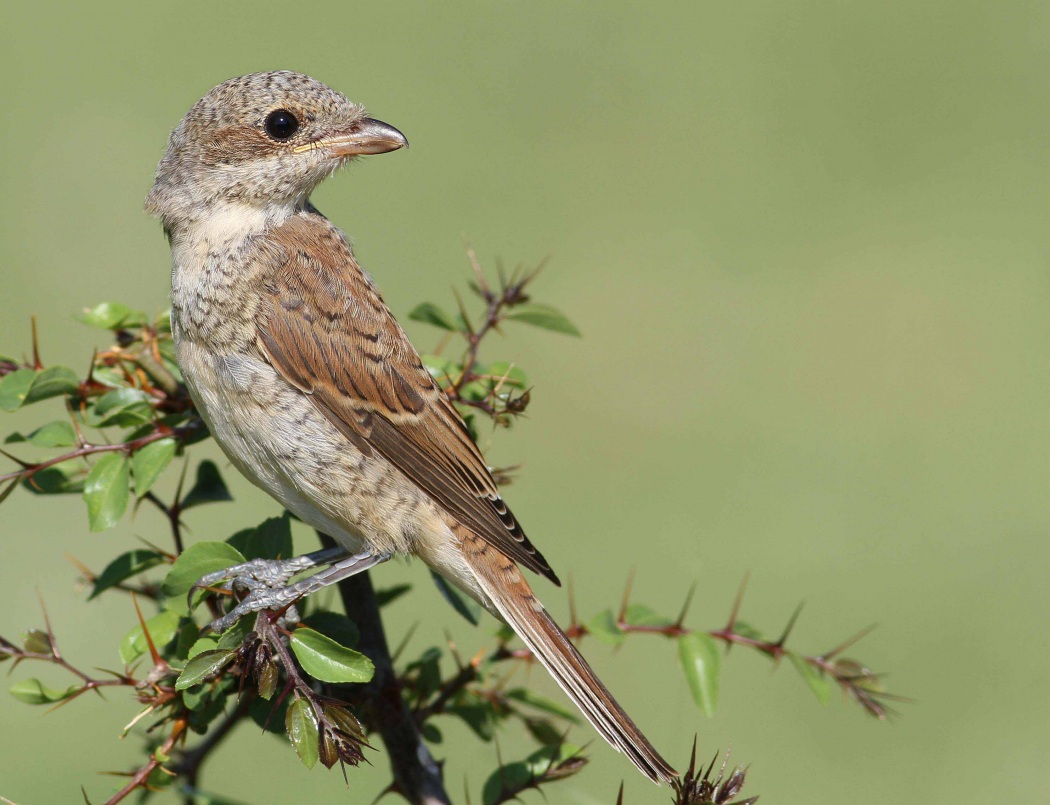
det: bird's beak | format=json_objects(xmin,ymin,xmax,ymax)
[{"xmin": 297, "ymin": 117, "xmax": 409, "ymax": 157}]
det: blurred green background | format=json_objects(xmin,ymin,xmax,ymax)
[{"xmin": 2, "ymin": 1, "xmax": 1048, "ymax": 802}]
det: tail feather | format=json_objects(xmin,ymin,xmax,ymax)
[{"xmin": 459, "ymin": 532, "xmax": 677, "ymax": 785}]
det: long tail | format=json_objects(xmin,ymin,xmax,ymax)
[{"xmin": 458, "ymin": 530, "xmax": 677, "ymax": 785}]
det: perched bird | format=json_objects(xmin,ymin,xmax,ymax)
[{"xmin": 146, "ymin": 71, "xmax": 675, "ymax": 784}]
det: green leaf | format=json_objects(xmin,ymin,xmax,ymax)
[
  {"xmin": 586, "ymin": 609, "xmax": 626, "ymax": 647},
  {"xmin": 447, "ymin": 700, "xmax": 495, "ymax": 741},
  {"xmin": 5, "ymin": 420, "xmax": 78, "ymax": 448},
  {"xmin": 505, "ymin": 687, "xmax": 581, "ymax": 724},
  {"xmin": 83, "ymin": 452, "xmax": 131, "ymax": 532},
  {"xmin": 216, "ymin": 617, "xmax": 256, "ymax": 650},
  {"xmin": 481, "ymin": 743, "xmax": 585, "ymax": 801},
  {"xmin": 131, "ymin": 438, "xmax": 177, "ymax": 497},
  {"xmin": 161, "ymin": 541, "xmax": 246, "ymax": 615},
  {"xmin": 405, "ymin": 647, "xmax": 442, "ymax": 699},
  {"xmin": 10, "ymin": 678, "xmax": 79, "ymax": 705},
  {"xmin": 249, "ymin": 694, "xmax": 290, "ymax": 736},
  {"xmin": 23, "ymin": 628, "xmax": 52, "ymax": 654},
  {"xmin": 420, "ymin": 722, "xmax": 442, "ymax": 744},
  {"xmin": 482, "ymin": 761, "xmax": 532, "ymax": 804},
  {"xmin": 0, "ymin": 367, "xmax": 79, "ymax": 410},
  {"xmin": 290, "ymin": 627, "xmax": 374, "ymax": 684},
  {"xmin": 90, "ymin": 549, "xmax": 167, "ymax": 599},
  {"xmin": 789, "ymin": 652, "xmax": 831, "ymax": 706},
  {"xmin": 120, "ymin": 610, "xmax": 182, "ymax": 664},
  {"xmin": 24, "ymin": 366, "xmax": 80, "ymax": 404},
  {"xmin": 421, "ymin": 354, "xmax": 456, "ymax": 383},
  {"xmin": 180, "ymin": 460, "xmax": 232, "ymax": 509},
  {"xmin": 87, "ymin": 388, "xmax": 153, "ymax": 427},
  {"xmin": 374, "ymin": 583, "xmax": 412, "ymax": 608},
  {"xmin": 732, "ymin": 620, "xmax": 765, "ymax": 641},
  {"xmin": 0, "ymin": 369, "xmax": 37, "ymax": 411},
  {"xmin": 175, "ymin": 648, "xmax": 237, "ymax": 690},
  {"xmin": 226, "ymin": 513, "xmax": 292, "ymax": 561},
  {"xmin": 23, "ymin": 462, "xmax": 86, "ymax": 495},
  {"xmin": 301, "ymin": 611, "xmax": 360, "ymax": 649},
  {"xmin": 505, "ymin": 303, "xmax": 580, "ymax": 336},
  {"xmin": 482, "ymin": 361, "xmax": 528, "ymax": 388},
  {"xmin": 622, "ymin": 603, "xmax": 673, "ymax": 628},
  {"xmin": 78, "ymin": 302, "xmax": 148, "ymax": 330},
  {"xmin": 408, "ymin": 302, "xmax": 459, "ymax": 331},
  {"xmin": 173, "ymin": 620, "xmax": 201, "ymax": 661},
  {"xmin": 677, "ymin": 632, "xmax": 721, "ymax": 717},
  {"xmin": 184, "ymin": 638, "xmax": 219, "ymax": 663},
  {"xmin": 431, "ymin": 570, "xmax": 481, "ymax": 626},
  {"xmin": 285, "ymin": 697, "xmax": 320, "ymax": 769}
]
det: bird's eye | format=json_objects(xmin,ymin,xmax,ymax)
[{"xmin": 264, "ymin": 109, "xmax": 300, "ymax": 141}]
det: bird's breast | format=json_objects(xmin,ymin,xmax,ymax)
[{"xmin": 172, "ymin": 319, "xmax": 442, "ymax": 560}]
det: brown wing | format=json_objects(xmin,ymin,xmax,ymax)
[{"xmin": 254, "ymin": 213, "xmax": 559, "ymax": 585}]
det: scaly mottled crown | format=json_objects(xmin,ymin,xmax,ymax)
[{"xmin": 146, "ymin": 71, "xmax": 368, "ymax": 231}]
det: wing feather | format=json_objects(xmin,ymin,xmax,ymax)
[{"xmin": 254, "ymin": 213, "xmax": 559, "ymax": 584}]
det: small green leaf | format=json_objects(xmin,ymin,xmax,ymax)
[
  {"xmin": 483, "ymin": 361, "xmax": 528, "ymax": 388},
  {"xmin": 586, "ymin": 609, "xmax": 626, "ymax": 647},
  {"xmin": 24, "ymin": 367, "xmax": 80, "ymax": 404},
  {"xmin": 431, "ymin": 570, "xmax": 481, "ymax": 626},
  {"xmin": 301, "ymin": 611, "xmax": 360, "ymax": 649},
  {"xmin": 87, "ymin": 388, "xmax": 153, "ymax": 427},
  {"xmin": 285, "ymin": 697, "xmax": 320, "ymax": 769},
  {"xmin": 23, "ymin": 628, "xmax": 52, "ymax": 654},
  {"xmin": 290, "ymin": 627, "xmax": 374, "ymax": 684},
  {"xmin": 374, "ymin": 583, "xmax": 412, "ymax": 608},
  {"xmin": 216, "ymin": 617, "xmax": 256, "ymax": 650},
  {"xmin": 175, "ymin": 648, "xmax": 237, "ymax": 690},
  {"xmin": 421, "ymin": 354, "xmax": 456, "ymax": 383},
  {"xmin": 447, "ymin": 700, "xmax": 495, "ymax": 741},
  {"xmin": 732, "ymin": 620, "xmax": 765, "ymax": 641},
  {"xmin": 482, "ymin": 761, "xmax": 532, "ymax": 804},
  {"xmin": 161, "ymin": 541, "xmax": 246, "ymax": 615},
  {"xmin": 131, "ymin": 438, "xmax": 177, "ymax": 497},
  {"xmin": 10, "ymin": 678, "xmax": 79, "ymax": 705},
  {"xmin": 249, "ymin": 694, "xmax": 290, "ymax": 736},
  {"xmin": 226, "ymin": 512, "xmax": 292, "ymax": 561},
  {"xmin": 481, "ymin": 743, "xmax": 585, "ymax": 802},
  {"xmin": 5, "ymin": 420, "xmax": 78, "ymax": 448},
  {"xmin": 505, "ymin": 303, "xmax": 580, "ymax": 336},
  {"xmin": 678, "ymin": 632, "xmax": 721, "ymax": 717},
  {"xmin": 23, "ymin": 462, "xmax": 86, "ymax": 495},
  {"xmin": 184, "ymin": 638, "xmax": 219, "ymax": 663},
  {"xmin": 420, "ymin": 722, "xmax": 442, "ymax": 744},
  {"xmin": 622, "ymin": 603, "xmax": 673, "ymax": 628},
  {"xmin": 78, "ymin": 302, "xmax": 148, "ymax": 330},
  {"xmin": 180, "ymin": 460, "xmax": 232, "ymax": 509},
  {"xmin": 0, "ymin": 369, "xmax": 37, "ymax": 411},
  {"xmin": 250, "ymin": 513, "xmax": 293, "ymax": 559},
  {"xmin": 789, "ymin": 652, "xmax": 831, "ymax": 706},
  {"xmin": 90, "ymin": 549, "xmax": 167, "ymax": 599},
  {"xmin": 408, "ymin": 302, "xmax": 459, "ymax": 331},
  {"xmin": 173, "ymin": 620, "xmax": 202, "ymax": 661},
  {"xmin": 120, "ymin": 610, "xmax": 182, "ymax": 665},
  {"xmin": 505, "ymin": 687, "xmax": 581, "ymax": 724},
  {"xmin": 84, "ymin": 452, "xmax": 131, "ymax": 532}
]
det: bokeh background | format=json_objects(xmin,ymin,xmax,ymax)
[{"xmin": 2, "ymin": 1, "xmax": 1048, "ymax": 802}]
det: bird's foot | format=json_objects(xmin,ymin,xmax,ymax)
[{"xmin": 192, "ymin": 547, "xmax": 392, "ymax": 633}]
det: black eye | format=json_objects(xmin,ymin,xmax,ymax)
[{"xmin": 264, "ymin": 109, "xmax": 300, "ymax": 141}]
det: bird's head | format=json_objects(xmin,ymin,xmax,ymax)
[{"xmin": 145, "ymin": 71, "xmax": 407, "ymax": 233}]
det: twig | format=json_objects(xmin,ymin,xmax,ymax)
[{"xmin": 319, "ymin": 532, "xmax": 451, "ymax": 805}]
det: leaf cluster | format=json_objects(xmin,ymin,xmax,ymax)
[{"xmin": 0, "ymin": 259, "xmax": 891, "ymax": 803}]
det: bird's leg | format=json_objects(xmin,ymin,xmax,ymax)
[{"xmin": 192, "ymin": 547, "xmax": 393, "ymax": 633}]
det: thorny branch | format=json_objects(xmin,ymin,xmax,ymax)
[{"xmin": 0, "ymin": 261, "xmax": 889, "ymax": 805}]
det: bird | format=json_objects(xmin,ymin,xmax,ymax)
[{"xmin": 146, "ymin": 70, "xmax": 675, "ymax": 785}]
